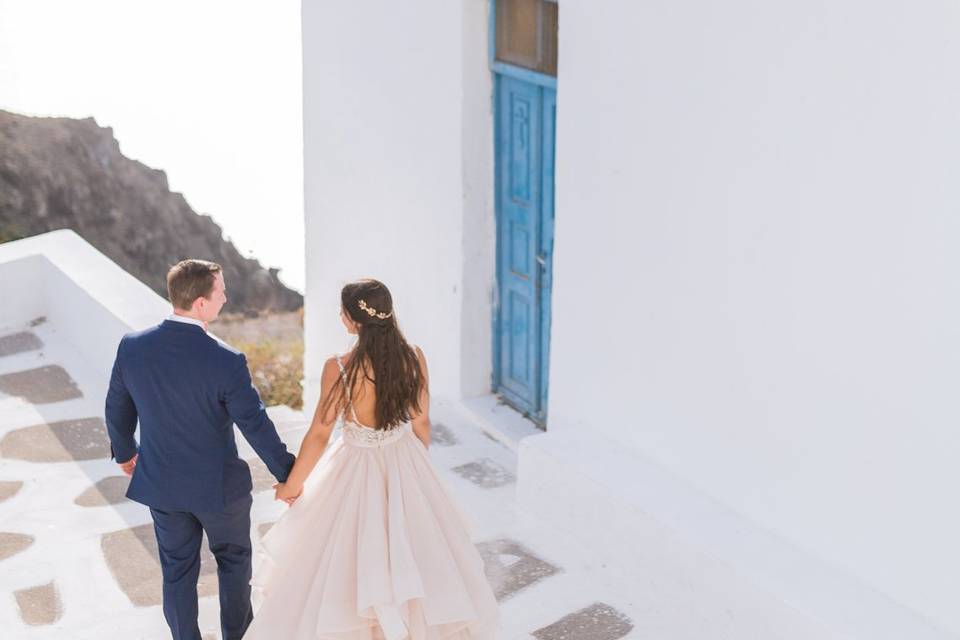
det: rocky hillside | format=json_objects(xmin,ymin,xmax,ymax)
[{"xmin": 0, "ymin": 109, "xmax": 302, "ymax": 312}]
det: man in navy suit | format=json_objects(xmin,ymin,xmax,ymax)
[{"xmin": 105, "ymin": 259, "xmax": 295, "ymax": 640}]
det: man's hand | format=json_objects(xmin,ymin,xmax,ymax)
[
  {"xmin": 119, "ymin": 454, "xmax": 138, "ymax": 478},
  {"xmin": 273, "ymin": 482, "xmax": 302, "ymax": 506}
]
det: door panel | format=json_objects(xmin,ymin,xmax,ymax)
[{"xmin": 495, "ymin": 74, "xmax": 546, "ymax": 417}]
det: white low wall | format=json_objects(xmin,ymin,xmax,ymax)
[
  {"xmin": 0, "ymin": 254, "xmax": 51, "ymax": 332},
  {"xmin": 0, "ymin": 229, "xmax": 300, "ymax": 441},
  {"xmin": 0, "ymin": 231, "xmax": 170, "ymax": 390}
]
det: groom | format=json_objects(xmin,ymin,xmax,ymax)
[{"xmin": 104, "ymin": 259, "xmax": 296, "ymax": 640}]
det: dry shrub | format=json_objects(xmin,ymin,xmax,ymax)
[
  {"xmin": 215, "ymin": 311, "xmax": 305, "ymax": 410},
  {"xmin": 231, "ymin": 338, "xmax": 304, "ymax": 410}
]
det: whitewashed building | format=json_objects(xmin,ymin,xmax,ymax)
[{"xmin": 302, "ymin": 1, "xmax": 960, "ymax": 637}]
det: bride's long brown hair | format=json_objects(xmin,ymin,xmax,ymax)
[{"xmin": 322, "ymin": 279, "xmax": 426, "ymax": 429}]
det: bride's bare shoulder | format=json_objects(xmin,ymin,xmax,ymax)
[{"xmin": 321, "ymin": 355, "xmax": 341, "ymax": 376}]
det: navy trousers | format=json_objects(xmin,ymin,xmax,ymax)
[{"xmin": 150, "ymin": 494, "xmax": 254, "ymax": 640}]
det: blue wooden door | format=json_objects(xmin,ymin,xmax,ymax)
[{"xmin": 494, "ymin": 75, "xmax": 556, "ymax": 424}]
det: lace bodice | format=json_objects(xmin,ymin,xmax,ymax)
[
  {"xmin": 335, "ymin": 354, "xmax": 408, "ymax": 447},
  {"xmin": 341, "ymin": 421, "xmax": 410, "ymax": 447}
]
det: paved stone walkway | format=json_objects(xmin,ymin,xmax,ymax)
[
  {"xmin": 0, "ymin": 319, "xmax": 838, "ymax": 639},
  {"xmin": 0, "ymin": 321, "xmax": 639, "ymax": 640}
]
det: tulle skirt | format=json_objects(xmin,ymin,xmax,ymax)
[{"xmin": 245, "ymin": 423, "xmax": 500, "ymax": 640}]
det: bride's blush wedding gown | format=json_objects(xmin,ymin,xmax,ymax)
[{"xmin": 244, "ymin": 356, "xmax": 500, "ymax": 639}]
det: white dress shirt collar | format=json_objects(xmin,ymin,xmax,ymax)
[{"xmin": 167, "ymin": 314, "xmax": 207, "ymax": 331}]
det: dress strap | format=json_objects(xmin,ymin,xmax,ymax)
[{"xmin": 334, "ymin": 354, "xmax": 361, "ymax": 424}]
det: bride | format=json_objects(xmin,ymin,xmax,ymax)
[{"xmin": 244, "ymin": 279, "xmax": 500, "ymax": 639}]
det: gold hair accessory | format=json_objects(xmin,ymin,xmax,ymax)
[{"xmin": 358, "ymin": 299, "xmax": 392, "ymax": 319}]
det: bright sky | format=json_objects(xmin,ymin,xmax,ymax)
[{"xmin": 0, "ymin": 0, "xmax": 305, "ymax": 291}]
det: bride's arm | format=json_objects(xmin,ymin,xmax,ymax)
[
  {"xmin": 275, "ymin": 358, "xmax": 341, "ymax": 501},
  {"xmin": 410, "ymin": 346, "xmax": 431, "ymax": 448}
]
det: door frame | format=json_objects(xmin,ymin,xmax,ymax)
[{"xmin": 489, "ymin": 0, "xmax": 557, "ymax": 426}]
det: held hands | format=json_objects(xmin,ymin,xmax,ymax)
[
  {"xmin": 273, "ymin": 481, "xmax": 303, "ymax": 506},
  {"xmin": 118, "ymin": 454, "xmax": 138, "ymax": 478}
]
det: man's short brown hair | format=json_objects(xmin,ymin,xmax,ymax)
[{"xmin": 167, "ymin": 259, "xmax": 222, "ymax": 310}]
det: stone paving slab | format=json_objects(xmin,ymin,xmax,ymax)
[
  {"xmin": 74, "ymin": 476, "xmax": 131, "ymax": 506},
  {"xmin": 452, "ymin": 457, "xmax": 516, "ymax": 488},
  {"xmin": 14, "ymin": 581, "xmax": 63, "ymax": 626},
  {"xmin": 0, "ymin": 417, "xmax": 111, "ymax": 462},
  {"xmin": 101, "ymin": 523, "xmax": 218, "ymax": 607},
  {"xmin": 430, "ymin": 422, "xmax": 458, "ymax": 446},
  {"xmin": 0, "ymin": 531, "xmax": 35, "ymax": 561},
  {"xmin": 478, "ymin": 538, "xmax": 560, "ymax": 601},
  {"xmin": 0, "ymin": 479, "xmax": 23, "ymax": 502},
  {"xmin": 0, "ymin": 364, "xmax": 83, "ymax": 403},
  {"xmin": 0, "ymin": 331, "xmax": 44, "ymax": 357},
  {"xmin": 532, "ymin": 602, "xmax": 634, "ymax": 640}
]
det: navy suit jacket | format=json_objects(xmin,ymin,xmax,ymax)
[{"xmin": 104, "ymin": 319, "xmax": 295, "ymax": 512}]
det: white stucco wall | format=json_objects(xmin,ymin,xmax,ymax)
[
  {"xmin": 546, "ymin": 0, "xmax": 960, "ymax": 633},
  {"xmin": 458, "ymin": 0, "xmax": 497, "ymax": 399},
  {"xmin": 301, "ymin": 0, "xmax": 494, "ymax": 412}
]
